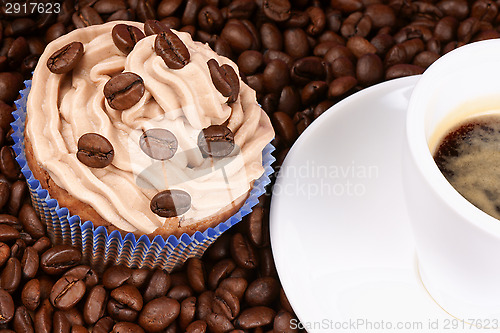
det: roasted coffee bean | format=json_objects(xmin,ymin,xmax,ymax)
[
  {"xmin": 13, "ymin": 306, "xmax": 34, "ymax": 333},
  {"xmin": 413, "ymin": 51, "xmax": 440, "ymax": 68},
  {"xmin": 471, "ymin": 0, "xmax": 498, "ymax": 22},
  {"xmin": 0, "ymin": 242, "xmax": 9, "ymax": 267},
  {"xmin": 238, "ymin": 50, "xmax": 263, "ymax": 76},
  {"xmin": 72, "ymin": 7, "xmax": 103, "ymax": 28},
  {"xmin": 94, "ymin": 0, "xmax": 127, "ymax": 14},
  {"xmin": 437, "ymin": 0, "xmax": 469, "ymax": 20},
  {"xmin": 143, "ymin": 269, "xmax": 171, "ymax": 302},
  {"xmin": 208, "ymin": 59, "xmax": 240, "ymax": 103},
  {"xmin": 10, "ymin": 238, "xmax": 26, "ymax": 260},
  {"xmin": 21, "ymin": 247, "xmax": 39, "ymax": 279},
  {"xmin": 125, "ymin": 268, "xmax": 149, "ymax": 289},
  {"xmin": 33, "ymin": 237, "xmax": 51, "ymax": 254},
  {"xmin": 0, "ymin": 72, "xmax": 23, "ymax": 104},
  {"xmin": 83, "ymin": 285, "xmax": 107, "ymax": 325},
  {"xmin": 34, "ymin": 299, "xmax": 53, "ymax": 333},
  {"xmin": 104, "ymin": 72, "xmax": 145, "ymax": 111},
  {"xmin": 62, "ymin": 308, "xmax": 85, "ymax": 328},
  {"xmin": 259, "ymin": 247, "xmax": 277, "ymax": 277},
  {"xmin": 46, "ymin": 42, "xmax": 84, "ymax": 74},
  {"xmin": 112, "ymin": 322, "xmax": 145, "ymax": 333},
  {"xmin": 144, "ymin": 19, "xmax": 168, "ymax": 36},
  {"xmin": 341, "ymin": 12, "xmax": 372, "ymax": 38},
  {"xmin": 77, "ymin": 133, "xmax": 114, "ymax": 168},
  {"xmin": 21, "ymin": 278, "xmax": 40, "ymax": 311},
  {"xmin": 263, "ymin": 50, "xmax": 294, "ymax": 68},
  {"xmin": 39, "ymin": 275, "xmax": 54, "ymax": 301},
  {"xmin": 230, "ymin": 233, "xmax": 259, "ymax": 270},
  {"xmin": 331, "ymin": 0, "xmax": 363, "ymax": 13},
  {"xmin": 49, "ymin": 275, "xmax": 85, "ymax": 310},
  {"xmin": 110, "ymin": 285, "xmax": 143, "ymax": 312},
  {"xmin": 198, "ymin": 6, "xmax": 224, "ymax": 33},
  {"xmin": 220, "ymin": 19, "xmax": 256, "ymax": 54},
  {"xmin": 157, "ymin": 0, "xmax": 183, "ymax": 18},
  {"xmin": 212, "ymin": 287, "xmax": 240, "ymax": 320},
  {"xmin": 306, "ymin": 6, "xmax": 326, "ymax": 36},
  {"xmin": 263, "ymin": 0, "xmax": 291, "ymax": 22},
  {"xmin": 234, "ymin": 306, "xmax": 275, "ymax": 329},
  {"xmin": 218, "ymin": 277, "xmax": 247, "ymax": 300},
  {"xmin": 346, "ymin": 36, "xmax": 376, "ymax": 59},
  {"xmin": 0, "ymin": 178, "xmax": 10, "ymax": 211},
  {"xmin": 186, "ymin": 258, "xmax": 206, "ymax": 293},
  {"xmin": 111, "ymin": 24, "xmax": 145, "ymax": 54},
  {"xmin": 357, "ymin": 53, "xmax": 384, "ymax": 86},
  {"xmin": 364, "ymin": 4, "xmax": 396, "ymax": 29},
  {"xmin": 155, "ymin": 30, "xmax": 190, "ymax": 69},
  {"xmin": 274, "ymin": 310, "xmax": 297, "ymax": 333},
  {"xmin": 277, "ymin": 86, "xmax": 301, "ymax": 115},
  {"xmin": 0, "ymin": 146, "xmax": 20, "ymax": 181},
  {"xmin": 107, "ymin": 298, "xmax": 138, "ymax": 322},
  {"xmin": 138, "ymin": 297, "xmax": 180, "ymax": 331},
  {"xmin": 283, "ymin": 28, "xmax": 310, "ymax": 59},
  {"xmin": 18, "ymin": 204, "xmax": 45, "ymax": 239},
  {"xmin": 272, "ymin": 112, "xmax": 298, "ymax": 146},
  {"xmin": 434, "ymin": 16, "xmax": 458, "ymax": 42},
  {"xmin": 0, "ymin": 224, "xmax": 19, "ymax": 243},
  {"xmin": 40, "ymin": 245, "xmax": 81, "ymax": 275},
  {"xmin": 167, "ymin": 284, "xmax": 194, "ymax": 302},
  {"xmin": 198, "ymin": 124, "xmax": 235, "ymax": 158},
  {"xmin": 329, "ymin": 75, "xmax": 358, "ymax": 98},
  {"xmin": 208, "ymin": 259, "xmax": 237, "ymax": 290},
  {"xmin": 63, "ymin": 266, "xmax": 98, "ymax": 289},
  {"xmin": 72, "ymin": 325, "xmax": 88, "ymax": 333},
  {"xmin": 186, "ymin": 320, "xmax": 208, "ymax": 333},
  {"xmin": 329, "ymin": 56, "xmax": 355, "ymax": 79},
  {"xmin": 291, "ymin": 56, "xmax": 326, "ymax": 85},
  {"xmin": 206, "ymin": 312, "xmax": 234, "ymax": 332},
  {"xmin": 385, "ymin": 64, "xmax": 425, "ymax": 79},
  {"xmin": 107, "ymin": 8, "xmax": 135, "ymax": 21},
  {"xmin": 179, "ymin": 297, "xmax": 196, "ymax": 330},
  {"xmin": 150, "ymin": 189, "xmax": 191, "ymax": 218},
  {"xmin": 260, "ymin": 23, "xmax": 283, "ymax": 51},
  {"xmin": 7, "ymin": 37, "xmax": 29, "ymax": 68},
  {"xmin": 53, "ymin": 311, "xmax": 71, "ymax": 333},
  {"xmin": 262, "ymin": 59, "xmax": 290, "ymax": 93},
  {"xmin": 196, "ymin": 290, "xmax": 214, "ymax": 320},
  {"xmin": 458, "ymin": 17, "xmax": 481, "ymax": 43},
  {"xmin": 301, "ymin": 81, "xmax": 328, "ymax": 105},
  {"xmin": 371, "ymin": 33, "xmax": 395, "ymax": 56},
  {"xmin": 0, "ymin": 289, "xmax": 14, "ymax": 324},
  {"xmin": 1, "ymin": 257, "xmax": 21, "ymax": 293},
  {"xmin": 93, "ymin": 316, "xmax": 114, "ymax": 333},
  {"xmin": 139, "ymin": 128, "xmax": 178, "ymax": 160},
  {"xmin": 244, "ymin": 277, "xmax": 279, "ymax": 306},
  {"xmin": 102, "ymin": 265, "xmax": 131, "ymax": 289}
]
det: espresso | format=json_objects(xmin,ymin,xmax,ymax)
[{"xmin": 434, "ymin": 114, "xmax": 500, "ymax": 220}]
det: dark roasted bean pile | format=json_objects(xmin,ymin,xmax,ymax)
[{"xmin": 0, "ymin": 0, "xmax": 499, "ymax": 331}]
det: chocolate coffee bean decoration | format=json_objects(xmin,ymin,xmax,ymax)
[
  {"xmin": 46, "ymin": 42, "xmax": 84, "ymax": 74},
  {"xmin": 77, "ymin": 133, "xmax": 114, "ymax": 168},
  {"xmin": 104, "ymin": 72, "xmax": 145, "ymax": 111},
  {"xmin": 150, "ymin": 189, "xmax": 191, "ymax": 218},
  {"xmin": 111, "ymin": 24, "xmax": 145, "ymax": 54},
  {"xmin": 198, "ymin": 125, "xmax": 235, "ymax": 158},
  {"xmin": 139, "ymin": 128, "xmax": 178, "ymax": 160},
  {"xmin": 155, "ymin": 30, "xmax": 190, "ymax": 69},
  {"xmin": 207, "ymin": 59, "xmax": 240, "ymax": 103}
]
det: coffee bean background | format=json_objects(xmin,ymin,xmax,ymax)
[{"xmin": 0, "ymin": 0, "xmax": 498, "ymax": 331}]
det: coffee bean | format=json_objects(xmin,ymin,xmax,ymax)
[
  {"xmin": 33, "ymin": 237, "xmax": 51, "ymax": 254},
  {"xmin": 179, "ymin": 296, "xmax": 196, "ymax": 330},
  {"xmin": 277, "ymin": 86, "xmax": 301, "ymax": 116},
  {"xmin": 155, "ymin": 30, "xmax": 190, "ymax": 69},
  {"xmin": 143, "ymin": 269, "xmax": 171, "ymax": 302},
  {"xmin": 301, "ymin": 80, "xmax": 328, "ymax": 105},
  {"xmin": 18, "ymin": 204, "xmax": 45, "ymax": 239},
  {"xmin": 437, "ymin": 0, "xmax": 469, "ymax": 20},
  {"xmin": 263, "ymin": 0, "xmax": 291, "ymax": 22},
  {"xmin": 329, "ymin": 56, "xmax": 355, "ymax": 79},
  {"xmin": 458, "ymin": 17, "xmax": 481, "ymax": 43},
  {"xmin": 434, "ymin": 16, "xmax": 458, "ymax": 42},
  {"xmin": 198, "ymin": 6, "xmax": 224, "ymax": 33},
  {"xmin": 53, "ymin": 311, "xmax": 71, "ymax": 333},
  {"xmin": 150, "ymin": 189, "xmax": 191, "ymax": 218},
  {"xmin": 40, "ymin": 245, "xmax": 81, "ymax": 275},
  {"xmin": 111, "ymin": 24, "xmax": 145, "ymax": 54},
  {"xmin": 291, "ymin": 56, "xmax": 326, "ymax": 85},
  {"xmin": 0, "ymin": 179, "xmax": 9, "ymax": 212},
  {"xmin": 72, "ymin": 7, "xmax": 103, "ymax": 28},
  {"xmin": 77, "ymin": 133, "xmax": 114, "ymax": 168},
  {"xmin": 0, "ymin": 146, "xmax": 20, "ymax": 181},
  {"xmin": 34, "ymin": 299, "xmax": 53, "ymax": 333},
  {"xmin": 385, "ymin": 64, "xmax": 425, "ymax": 79},
  {"xmin": 167, "ymin": 284, "xmax": 194, "ymax": 302},
  {"xmin": 139, "ymin": 128, "xmax": 178, "ymax": 160},
  {"xmin": 365, "ymin": 4, "xmax": 396, "ymax": 29},
  {"xmin": 0, "ymin": 242, "xmax": 9, "ymax": 267},
  {"xmin": 274, "ymin": 310, "xmax": 297, "ymax": 333},
  {"xmin": 186, "ymin": 258, "xmax": 206, "ymax": 294},
  {"xmin": 218, "ymin": 277, "xmax": 248, "ymax": 300},
  {"xmin": 144, "ymin": 19, "xmax": 168, "ymax": 36},
  {"xmin": 329, "ymin": 75, "xmax": 358, "ymax": 99},
  {"xmin": 102, "ymin": 265, "xmax": 131, "ymax": 289},
  {"xmin": 206, "ymin": 312, "xmax": 234, "ymax": 332},
  {"xmin": 244, "ymin": 277, "xmax": 279, "ymax": 306},
  {"xmin": 49, "ymin": 275, "xmax": 85, "ymax": 310},
  {"xmin": 107, "ymin": 298, "xmax": 138, "ymax": 322},
  {"xmin": 196, "ymin": 290, "xmax": 214, "ymax": 320},
  {"xmin": 212, "ymin": 287, "xmax": 240, "ymax": 320},
  {"xmin": 283, "ymin": 28, "xmax": 310, "ymax": 59},
  {"xmin": 7, "ymin": 37, "xmax": 28, "ymax": 68},
  {"xmin": 272, "ymin": 112, "xmax": 297, "ymax": 146},
  {"xmin": 341, "ymin": 12, "xmax": 372, "ymax": 38},
  {"xmin": 331, "ymin": 0, "xmax": 363, "ymax": 13},
  {"xmin": 21, "ymin": 278, "xmax": 40, "ymax": 311},
  {"xmin": 371, "ymin": 33, "xmax": 395, "ymax": 56},
  {"xmin": 112, "ymin": 322, "xmax": 145, "ymax": 333},
  {"xmin": 127, "ymin": 268, "xmax": 150, "ymax": 289},
  {"xmin": 94, "ymin": 0, "xmax": 127, "ymax": 14},
  {"xmin": 356, "ymin": 53, "xmax": 384, "ymax": 86},
  {"xmin": 207, "ymin": 59, "xmax": 240, "ymax": 104},
  {"xmin": 21, "ymin": 247, "xmax": 39, "ymax": 279},
  {"xmin": 93, "ymin": 316, "xmax": 114, "ymax": 333},
  {"xmin": 83, "ymin": 285, "xmax": 107, "ymax": 325},
  {"xmin": 0, "ymin": 289, "xmax": 14, "ymax": 324},
  {"xmin": 198, "ymin": 124, "xmax": 235, "ymax": 158},
  {"xmin": 0, "ymin": 224, "xmax": 19, "ymax": 243},
  {"xmin": 234, "ymin": 306, "xmax": 275, "ymax": 329},
  {"xmin": 230, "ymin": 233, "xmax": 259, "ymax": 270},
  {"xmin": 13, "ymin": 306, "xmax": 34, "ymax": 333},
  {"xmin": 237, "ymin": 50, "xmax": 263, "ymax": 76},
  {"xmin": 110, "ymin": 285, "xmax": 143, "ymax": 312},
  {"xmin": 186, "ymin": 320, "xmax": 208, "ymax": 333},
  {"xmin": 0, "ymin": 257, "xmax": 20, "ymax": 293},
  {"xmin": 346, "ymin": 36, "xmax": 377, "ymax": 58},
  {"xmin": 104, "ymin": 72, "xmax": 145, "ymax": 111},
  {"xmin": 63, "ymin": 265, "xmax": 98, "ymax": 289},
  {"xmin": 0, "ymin": 72, "xmax": 23, "ymax": 104},
  {"xmin": 158, "ymin": 0, "xmax": 183, "ymax": 18},
  {"xmin": 260, "ymin": 23, "xmax": 283, "ymax": 51},
  {"xmin": 220, "ymin": 19, "xmax": 256, "ymax": 54},
  {"xmin": 138, "ymin": 297, "xmax": 180, "ymax": 331},
  {"xmin": 72, "ymin": 325, "xmax": 88, "ymax": 333},
  {"xmin": 46, "ymin": 42, "xmax": 84, "ymax": 74},
  {"xmin": 413, "ymin": 50, "xmax": 440, "ymax": 68}
]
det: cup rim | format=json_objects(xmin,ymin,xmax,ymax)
[{"xmin": 406, "ymin": 39, "xmax": 500, "ymax": 237}]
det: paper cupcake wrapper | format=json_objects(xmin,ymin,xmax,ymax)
[{"xmin": 12, "ymin": 80, "xmax": 275, "ymax": 272}]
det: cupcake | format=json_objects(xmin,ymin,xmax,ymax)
[{"xmin": 13, "ymin": 20, "xmax": 274, "ymax": 269}]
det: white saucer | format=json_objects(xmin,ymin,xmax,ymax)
[{"xmin": 270, "ymin": 76, "xmax": 494, "ymax": 332}]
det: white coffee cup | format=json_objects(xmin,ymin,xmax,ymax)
[{"xmin": 403, "ymin": 39, "xmax": 500, "ymax": 319}]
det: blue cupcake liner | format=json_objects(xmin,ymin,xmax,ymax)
[{"xmin": 12, "ymin": 80, "xmax": 275, "ymax": 272}]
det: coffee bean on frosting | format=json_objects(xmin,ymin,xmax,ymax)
[
  {"xmin": 150, "ymin": 189, "xmax": 191, "ymax": 218},
  {"xmin": 77, "ymin": 133, "xmax": 114, "ymax": 168},
  {"xmin": 155, "ymin": 30, "xmax": 190, "ymax": 69},
  {"xmin": 139, "ymin": 128, "xmax": 178, "ymax": 160},
  {"xmin": 198, "ymin": 125, "xmax": 235, "ymax": 158},
  {"xmin": 46, "ymin": 42, "xmax": 84, "ymax": 74},
  {"xmin": 111, "ymin": 24, "xmax": 145, "ymax": 54},
  {"xmin": 207, "ymin": 59, "xmax": 240, "ymax": 103},
  {"xmin": 104, "ymin": 72, "xmax": 145, "ymax": 111}
]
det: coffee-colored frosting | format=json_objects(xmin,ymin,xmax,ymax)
[{"xmin": 26, "ymin": 21, "xmax": 274, "ymax": 234}]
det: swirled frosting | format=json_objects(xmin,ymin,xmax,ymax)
[{"xmin": 26, "ymin": 21, "xmax": 274, "ymax": 234}]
